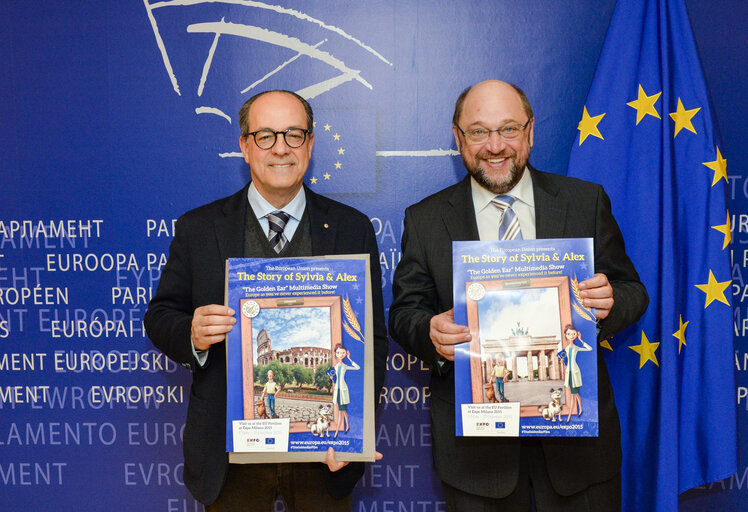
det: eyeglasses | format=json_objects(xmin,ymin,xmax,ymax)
[
  {"xmin": 246, "ymin": 128, "xmax": 311, "ymax": 149},
  {"xmin": 456, "ymin": 118, "xmax": 532, "ymax": 144}
]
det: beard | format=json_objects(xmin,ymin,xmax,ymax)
[{"xmin": 462, "ymin": 148, "xmax": 527, "ymax": 194}]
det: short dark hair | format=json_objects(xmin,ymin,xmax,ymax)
[
  {"xmin": 238, "ymin": 90, "xmax": 314, "ymax": 137},
  {"xmin": 452, "ymin": 82, "xmax": 534, "ymax": 126}
]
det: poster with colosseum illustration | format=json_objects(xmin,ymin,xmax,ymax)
[
  {"xmin": 224, "ymin": 256, "xmax": 375, "ymax": 463},
  {"xmin": 453, "ymin": 239, "xmax": 599, "ymax": 438}
]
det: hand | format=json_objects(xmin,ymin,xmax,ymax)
[
  {"xmin": 324, "ymin": 447, "xmax": 383, "ymax": 472},
  {"xmin": 191, "ymin": 304, "xmax": 236, "ymax": 351},
  {"xmin": 578, "ymin": 273, "xmax": 614, "ymax": 320},
  {"xmin": 429, "ymin": 309, "xmax": 471, "ymax": 362}
]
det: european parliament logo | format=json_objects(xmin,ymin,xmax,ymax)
[{"xmin": 142, "ymin": 0, "xmax": 389, "ymax": 193}]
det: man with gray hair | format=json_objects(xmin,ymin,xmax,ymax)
[{"xmin": 389, "ymin": 80, "xmax": 648, "ymax": 511}]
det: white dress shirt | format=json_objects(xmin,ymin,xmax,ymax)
[
  {"xmin": 471, "ymin": 166, "xmax": 536, "ymax": 241},
  {"xmin": 247, "ymin": 182, "xmax": 306, "ymax": 241}
]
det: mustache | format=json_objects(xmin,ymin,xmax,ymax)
[{"xmin": 476, "ymin": 149, "xmax": 516, "ymax": 159}]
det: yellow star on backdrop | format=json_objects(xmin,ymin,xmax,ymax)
[
  {"xmin": 629, "ymin": 331, "xmax": 660, "ymax": 368},
  {"xmin": 673, "ymin": 315, "xmax": 689, "ymax": 354},
  {"xmin": 703, "ymin": 146, "xmax": 727, "ymax": 186},
  {"xmin": 600, "ymin": 339, "xmax": 613, "ymax": 351},
  {"xmin": 333, "ymin": 133, "xmax": 341, "ymax": 141},
  {"xmin": 323, "ymin": 172, "xmax": 331, "ymax": 180},
  {"xmin": 711, "ymin": 211, "xmax": 731, "ymax": 250},
  {"xmin": 694, "ymin": 270, "xmax": 731, "ymax": 308},
  {"xmin": 335, "ymin": 162, "xmax": 342, "ymax": 169},
  {"xmin": 577, "ymin": 106, "xmax": 605, "ymax": 145},
  {"xmin": 669, "ymin": 98, "xmax": 700, "ymax": 137},
  {"xmin": 312, "ymin": 121, "xmax": 317, "ymax": 128},
  {"xmin": 627, "ymin": 85, "xmax": 661, "ymax": 125},
  {"xmin": 323, "ymin": 123, "xmax": 331, "ymax": 131},
  {"xmin": 337, "ymin": 148, "xmax": 345, "ymax": 155},
  {"xmin": 310, "ymin": 177, "xmax": 318, "ymax": 184}
]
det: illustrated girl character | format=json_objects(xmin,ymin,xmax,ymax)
[
  {"xmin": 331, "ymin": 343, "xmax": 360, "ymax": 438},
  {"xmin": 261, "ymin": 370, "xmax": 280, "ymax": 418},
  {"xmin": 557, "ymin": 324, "xmax": 592, "ymax": 422},
  {"xmin": 490, "ymin": 352, "xmax": 509, "ymax": 402}
]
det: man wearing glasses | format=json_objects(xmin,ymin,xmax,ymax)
[
  {"xmin": 389, "ymin": 80, "xmax": 648, "ymax": 511},
  {"xmin": 145, "ymin": 90, "xmax": 387, "ymax": 511}
]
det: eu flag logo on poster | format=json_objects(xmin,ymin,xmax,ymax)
[
  {"xmin": 265, "ymin": 438, "xmax": 275, "ymax": 445},
  {"xmin": 567, "ymin": 0, "xmax": 737, "ymax": 510}
]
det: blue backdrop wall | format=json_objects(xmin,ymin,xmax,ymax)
[{"xmin": 1, "ymin": 1, "xmax": 745, "ymax": 510}]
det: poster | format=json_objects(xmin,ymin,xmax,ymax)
[
  {"xmin": 453, "ymin": 239, "xmax": 599, "ymax": 437},
  {"xmin": 225, "ymin": 256, "xmax": 376, "ymax": 462}
]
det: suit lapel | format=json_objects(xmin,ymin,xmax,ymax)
[
  {"xmin": 215, "ymin": 185, "xmax": 249, "ymax": 261},
  {"xmin": 305, "ymin": 186, "xmax": 336, "ymax": 255},
  {"xmin": 530, "ymin": 167, "xmax": 567, "ymax": 239},
  {"xmin": 444, "ymin": 176, "xmax": 480, "ymax": 241}
]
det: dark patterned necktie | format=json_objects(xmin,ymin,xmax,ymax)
[
  {"xmin": 267, "ymin": 210, "xmax": 290, "ymax": 253},
  {"xmin": 492, "ymin": 195, "xmax": 523, "ymax": 240}
]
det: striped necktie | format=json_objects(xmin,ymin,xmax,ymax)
[
  {"xmin": 492, "ymin": 195, "xmax": 523, "ymax": 240},
  {"xmin": 267, "ymin": 210, "xmax": 290, "ymax": 253}
]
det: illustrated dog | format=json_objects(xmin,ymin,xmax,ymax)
[
  {"xmin": 256, "ymin": 398, "xmax": 269, "ymax": 419},
  {"xmin": 538, "ymin": 388, "xmax": 563, "ymax": 422},
  {"xmin": 485, "ymin": 383, "xmax": 498, "ymax": 403},
  {"xmin": 308, "ymin": 403, "xmax": 333, "ymax": 437}
]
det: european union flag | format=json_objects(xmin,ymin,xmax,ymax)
[{"xmin": 566, "ymin": 0, "xmax": 737, "ymax": 510}]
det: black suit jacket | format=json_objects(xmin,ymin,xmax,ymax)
[
  {"xmin": 144, "ymin": 183, "xmax": 388, "ymax": 505},
  {"xmin": 389, "ymin": 168, "xmax": 648, "ymax": 498}
]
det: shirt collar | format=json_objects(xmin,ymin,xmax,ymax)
[
  {"xmin": 247, "ymin": 182, "xmax": 306, "ymax": 221},
  {"xmin": 470, "ymin": 166, "xmax": 535, "ymax": 212}
]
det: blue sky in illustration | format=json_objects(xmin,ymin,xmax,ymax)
[
  {"xmin": 477, "ymin": 287, "xmax": 561, "ymax": 340},
  {"xmin": 251, "ymin": 306, "xmax": 332, "ymax": 361}
]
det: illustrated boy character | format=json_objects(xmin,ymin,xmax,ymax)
[
  {"xmin": 331, "ymin": 343, "xmax": 360, "ymax": 438},
  {"xmin": 557, "ymin": 324, "xmax": 592, "ymax": 422},
  {"xmin": 261, "ymin": 370, "xmax": 281, "ymax": 419},
  {"xmin": 490, "ymin": 352, "xmax": 509, "ymax": 402}
]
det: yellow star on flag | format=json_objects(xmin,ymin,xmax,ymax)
[
  {"xmin": 669, "ymin": 98, "xmax": 700, "ymax": 137},
  {"xmin": 335, "ymin": 162, "xmax": 342, "ymax": 169},
  {"xmin": 577, "ymin": 106, "xmax": 605, "ymax": 145},
  {"xmin": 337, "ymin": 148, "xmax": 345, "ymax": 155},
  {"xmin": 629, "ymin": 331, "xmax": 660, "ymax": 368},
  {"xmin": 333, "ymin": 133, "xmax": 341, "ymax": 141},
  {"xmin": 600, "ymin": 339, "xmax": 613, "ymax": 351},
  {"xmin": 310, "ymin": 176, "xmax": 318, "ymax": 184},
  {"xmin": 673, "ymin": 315, "xmax": 689, "ymax": 354},
  {"xmin": 711, "ymin": 211, "xmax": 731, "ymax": 250},
  {"xmin": 323, "ymin": 172, "xmax": 331, "ymax": 180},
  {"xmin": 626, "ymin": 85, "xmax": 661, "ymax": 125},
  {"xmin": 694, "ymin": 269, "xmax": 731, "ymax": 308},
  {"xmin": 703, "ymin": 146, "xmax": 727, "ymax": 186},
  {"xmin": 323, "ymin": 123, "xmax": 331, "ymax": 131}
]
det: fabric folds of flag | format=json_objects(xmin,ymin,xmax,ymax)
[{"xmin": 566, "ymin": 0, "xmax": 737, "ymax": 510}]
